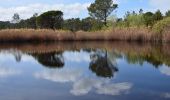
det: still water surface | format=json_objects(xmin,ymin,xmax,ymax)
[{"xmin": 0, "ymin": 42, "xmax": 170, "ymax": 100}]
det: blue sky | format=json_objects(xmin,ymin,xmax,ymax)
[{"xmin": 0, "ymin": 0, "xmax": 169, "ymax": 21}]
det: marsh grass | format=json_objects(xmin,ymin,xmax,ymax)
[{"xmin": 0, "ymin": 27, "xmax": 169, "ymax": 43}]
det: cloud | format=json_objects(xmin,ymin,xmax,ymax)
[
  {"xmin": 96, "ymin": 82, "xmax": 132, "ymax": 95},
  {"xmin": 70, "ymin": 78, "xmax": 105, "ymax": 95},
  {"xmin": 159, "ymin": 65, "xmax": 170, "ymax": 76},
  {"xmin": 149, "ymin": 0, "xmax": 170, "ymax": 8},
  {"xmin": 162, "ymin": 93, "xmax": 170, "ymax": 98},
  {"xmin": 71, "ymin": 78, "xmax": 132, "ymax": 96},
  {"xmin": 35, "ymin": 68, "xmax": 132, "ymax": 96},
  {"xmin": 0, "ymin": 3, "xmax": 90, "ymax": 21},
  {"xmin": 0, "ymin": 67, "xmax": 21, "ymax": 77},
  {"xmin": 149, "ymin": 0, "xmax": 170, "ymax": 12},
  {"xmin": 35, "ymin": 69, "xmax": 83, "ymax": 83}
]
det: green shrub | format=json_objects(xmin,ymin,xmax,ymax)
[
  {"xmin": 126, "ymin": 14, "xmax": 145, "ymax": 27},
  {"xmin": 153, "ymin": 17, "xmax": 170, "ymax": 34},
  {"xmin": 116, "ymin": 14, "xmax": 145, "ymax": 28}
]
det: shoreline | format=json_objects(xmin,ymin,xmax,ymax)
[{"xmin": 0, "ymin": 28, "xmax": 169, "ymax": 43}]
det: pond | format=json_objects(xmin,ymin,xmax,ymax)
[{"xmin": 0, "ymin": 42, "xmax": 170, "ymax": 100}]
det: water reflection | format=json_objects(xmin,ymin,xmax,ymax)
[
  {"xmin": 159, "ymin": 65, "xmax": 170, "ymax": 76},
  {"xmin": 32, "ymin": 52, "xmax": 64, "ymax": 68},
  {"xmin": 0, "ymin": 42, "xmax": 170, "ymax": 99},
  {"xmin": 89, "ymin": 49, "xmax": 118, "ymax": 78},
  {"xmin": 1, "ymin": 42, "xmax": 170, "ymax": 77},
  {"xmin": 0, "ymin": 67, "xmax": 21, "ymax": 78},
  {"xmin": 71, "ymin": 78, "xmax": 132, "ymax": 96}
]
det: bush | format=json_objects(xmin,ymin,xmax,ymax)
[
  {"xmin": 153, "ymin": 17, "xmax": 170, "ymax": 34},
  {"xmin": 116, "ymin": 13, "xmax": 145, "ymax": 28},
  {"xmin": 126, "ymin": 14, "xmax": 145, "ymax": 27}
]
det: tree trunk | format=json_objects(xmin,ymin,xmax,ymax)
[{"xmin": 104, "ymin": 9, "xmax": 107, "ymax": 26}]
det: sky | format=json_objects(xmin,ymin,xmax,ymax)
[{"xmin": 0, "ymin": 0, "xmax": 169, "ymax": 21}]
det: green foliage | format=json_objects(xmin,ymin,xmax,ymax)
[
  {"xmin": 153, "ymin": 17, "xmax": 170, "ymax": 33},
  {"xmin": 125, "ymin": 14, "xmax": 145, "ymax": 27},
  {"xmin": 63, "ymin": 18, "xmax": 81, "ymax": 32},
  {"xmin": 1, "ymin": 8, "xmax": 170, "ymax": 33},
  {"xmin": 153, "ymin": 10, "xmax": 163, "ymax": 22},
  {"xmin": 15, "ymin": 13, "xmax": 38, "ymax": 29},
  {"xmin": 37, "ymin": 11, "xmax": 63, "ymax": 29},
  {"xmin": 116, "ymin": 10, "xmax": 165, "ymax": 28},
  {"xmin": 0, "ymin": 21, "xmax": 11, "ymax": 29},
  {"xmin": 88, "ymin": 19, "xmax": 103, "ymax": 31},
  {"xmin": 143, "ymin": 12, "xmax": 154, "ymax": 27},
  {"xmin": 165, "ymin": 10, "xmax": 170, "ymax": 17},
  {"xmin": 81, "ymin": 17, "xmax": 94, "ymax": 31},
  {"xmin": 116, "ymin": 21, "xmax": 128, "ymax": 28},
  {"xmin": 116, "ymin": 11, "xmax": 145, "ymax": 28},
  {"xmin": 88, "ymin": 0, "xmax": 118, "ymax": 25},
  {"xmin": 63, "ymin": 17, "xmax": 103, "ymax": 32}
]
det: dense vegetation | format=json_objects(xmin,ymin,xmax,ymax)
[
  {"xmin": 0, "ymin": 0, "xmax": 170, "ymax": 33},
  {"xmin": 0, "ymin": 0, "xmax": 117, "ymax": 31},
  {"xmin": 0, "ymin": 0, "xmax": 170, "ymax": 42}
]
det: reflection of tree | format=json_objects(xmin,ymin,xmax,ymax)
[
  {"xmin": 14, "ymin": 51, "xmax": 22, "ymax": 62},
  {"xmin": 9, "ymin": 50, "xmax": 22, "ymax": 62},
  {"xmin": 32, "ymin": 52, "xmax": 64, "ymax": 68},
  {"xmin": 126, "ymin": 51, "xmax": 164, "ymax": 68},
  {"xmin": 89, "ymin": 49, "xmax": 119, "ymax": 78}
]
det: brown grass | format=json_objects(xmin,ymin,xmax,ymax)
[{"xmin": 0, "ymin": 28, "xmax": 169, "ymax": 42}]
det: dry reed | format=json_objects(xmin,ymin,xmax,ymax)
[{"xmin": 0, "ymin": 28, "xmax": 169, "ymax": 43}]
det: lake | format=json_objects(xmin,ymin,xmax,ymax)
[{"xmin": 0, "ymin": 42, "xmax": 170, "ymax": 100}]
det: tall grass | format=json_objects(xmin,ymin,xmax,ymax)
[
  {"xmin": 0, "ymin": 29, "xmax": 74, "ymax": 42},
  {"xmin": 0, "ymin": 27, "xmax": 169, "ymax": 43}
]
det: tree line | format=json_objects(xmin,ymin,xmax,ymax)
[
  {"xmin": 0, "ymin": 0, "xmax": 170, "ymax": 31},
  {"xmin": 0, "ymin": 0, "xmax": 117, "ymax": 31},
  {"xmin": 116, "ymin": 9, "xmax": 170, "ymax": 28}
]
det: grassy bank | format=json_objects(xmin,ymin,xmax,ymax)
[{"xmin": 0, "ymin": 27, "xmax": 169, "ymax": 43}]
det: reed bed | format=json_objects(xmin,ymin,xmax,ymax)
[{"xmin": 0, "ymin": 28, "xmax": 169, "ymax": 42}]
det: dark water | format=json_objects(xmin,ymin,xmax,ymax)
[{"xmin": 0, "ymin": 42, "xmax": 170, "ymax": 100}]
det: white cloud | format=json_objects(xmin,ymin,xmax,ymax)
[
  {"xmin": 0, "ymin": 3, "xmax": 90, "ymax": 21},
  {"xmin": 149, "ymin": 0, "xmax": 170, "ymax": 12},
  {"xmin": 96, "ymin": 82, "xmax": 132, "ymax": 95},
  {"xmin": 71, "ymin": 78, "xmax": 132, "ymax": 96},
  {"xmin": 35, "ymin": 69, "xmax": 83, "ymax": 83},
  {"xmin": 0, "ymin": 67, "xmax": 21, "ymax": 77},
  {"xmin": 159, "ymin": 66, "xmax": 170, "ymax": 76},
  {"xmin": 71, "ymin": 78, "xmax": 105, "ymax": 95},
  {"xmin": 35, "ymin": 68, "xmax": 132, "ymax": 96},
  {"xmin": 162, "ymin": 93, "xmax": 170, "ymax": 98}
]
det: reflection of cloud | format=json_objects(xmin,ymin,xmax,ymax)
[
  {"xmin": 35, "ymin": 68, "xmax": 132, "ymax": 96},
  {"xmin": 71, "ymin": 78, "xmax": 105, "ymax": 96},
  {"xmin": 35, "ymin": 50, "xmax": 132, "ymax": 96},
  {"xmin": 0, "ymin": 67, "xmax": 21, "ymax": 77},
  {"xmin": 163, "ymin": 93, "xmax": 170, "ymax": 98},
  {"xmin": 160, "ymin": 66, "xmax": 170, "ymax": 76},
  {"xmin": 63, "ymin": 51, "xmax": 90, "ymax": 63},
  {"xmin": 96, "ymin": 82, "xmax": 132, "ymax": 95},
  {"xmin": 35, "ymin": 69, "xmax": 82, "ymax": 83},
  {"xmin": 71, "ymin": 78, "xmax": 132, "ymax": 96}
]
